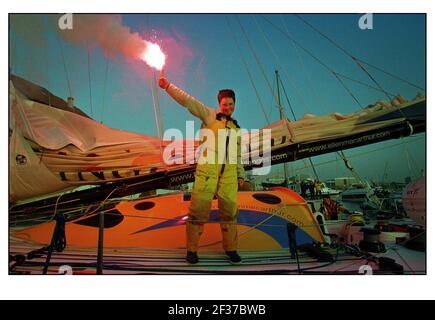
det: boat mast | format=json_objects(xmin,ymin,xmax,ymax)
[{"xmin": 275, "ymin": 70, "xmax": 289, "ymax": 185}]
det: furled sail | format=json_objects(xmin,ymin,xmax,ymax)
[{"xmin": 9, "ymin": 75, "xmax": 425, "ymax": 205}]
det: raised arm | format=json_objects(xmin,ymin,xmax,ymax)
[{"xmin": 159, "ymin": 70, "xmax": 215, "ymax": 125}]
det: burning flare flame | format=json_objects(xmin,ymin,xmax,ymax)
[{"xmin": 141, "ymin": 41, "xmax": 166, "ymax": 70}]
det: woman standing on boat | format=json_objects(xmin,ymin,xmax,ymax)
[{"xmin": 158, "ymin": 70, "xmax": 245, "ymax": 264}]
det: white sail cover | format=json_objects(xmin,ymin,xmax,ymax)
[
  {"xmin": 9, "ymin": 80, "xmax": 181, "ymax": 202},
  {"xmin": 9, "ymin": 78, "xmax": 424, "ymax": 203}
]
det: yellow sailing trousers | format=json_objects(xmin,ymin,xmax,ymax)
[{"xmin": 187, "ymin": 163, "xmax": 238, "ymax": 252}]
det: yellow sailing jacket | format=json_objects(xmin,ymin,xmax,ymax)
[{"xmin": 166, "ymin": 84, "xmax": 245, "ymax": 179}]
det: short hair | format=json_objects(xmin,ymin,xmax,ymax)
[
  {"xmin": 217, "ymin": 89, "xmax": 236, "ymax": 103},
  {"xmin": 322, "ymin": 195, "xmax": 331, "ymax": 199}
]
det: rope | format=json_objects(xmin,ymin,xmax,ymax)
[
  {"xmin": 92, "ymin": 207, "xmax": 325, "ymax": 230},
  {"xmin": 225, "ymin": 17, "xmax": 270, "ymax": 125},
  {"xmin": 196, "ymin": 214, "xmax": 276, "ymax": 248},
  {"xmin": 337, "ymin": 151, "xmax": 372, "ymax": 192},
  {"xmin": 10, "ymin": 207, "xmax": 84, "ymax": 225},
  {"xmin": 50, "ymin": 192, "xmax": 65, "ymax": 222},
  {"xmin": 14, "ymin": 210, "xmax": 423, "ymax": 274},
  {"xmin": 81, "ymin": 186, "xmax": 122, "ymax": 217},
  {"xmin": 9, "ymin": 172, "xmax": 177, "ymax": 216}
]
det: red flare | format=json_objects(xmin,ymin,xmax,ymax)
[{"xmin": 141, "ymin": 41, "xmax": 166, "ymax": 70}]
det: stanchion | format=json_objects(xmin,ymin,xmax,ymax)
[
  {"xmin": 43, "ymin": 212, "xmax": 66, "ymax": 275},
  {"xmin": 96, "ymin": 211, "xmax": 105, "ymax": 274},
  {"xmin": 286, "ymin": 223, "xmax": 301, "ymax": 274}
]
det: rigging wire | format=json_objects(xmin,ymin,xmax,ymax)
[
  {"xmin": 225, "ymin": 16, "xmax": 270, "ymax": 125},
  {"xmin": 289, "ymin": 136, "xmax": 424, "ymax": 173},
  {"xmin": 336, "ymin": 72, "xmax": 397, "ymax": 97},
  {"xmin": 295, "ymin": 13, "xmax": 425, "ymax": 180},
  {"xmin": 87, "ymin": 47, "xmax": 94, "ymax": 117},
  {"xmin": 100, "ymin": 55, "xmax": 110, "ymax": 124},
  {"xmin": 267, "ymin": 22, "xmax": 399, "ymax": 100},
  {"xmin": 354, "ymin": 59, "xmax": 425, "ymax": 92},
  {"xmin": 236, "ymin": 15, "xmax": 282, "ymax": 111},
  {"xmin": 294, "ymin": 14, "xmax": 425, "ymax": 92},
  {"xmin": 152, "ymin": 70, "xmax": 169, "ymax": 175},
  {"xmin": 292, "ymin": 14, "xmax": 415, "ymax": 120},
  {"xmin": 10, "ymin": 26, "xmax": 17, "ymax": 75},
  {"xmin": 253, "ymin": 15, "xmax": 311, "ymax": 115},
  {"xmin": 236, "ymin": 15, "xmax": 296, "ymax": 141},
  {"xmin": 277, "ymin": 73, "xmax": 319, "ymax": 180},
  {"xmin": 264, "ymin": 16, "xmax": 412, "ymax": 113},
  {"xmin": 280, "ymin": 15, "xmax": 323, "ymax": 113},
  {"xmin": 260, "ymin": 16, "xmax": 363, "ymax": 185},
  {"xmin": 153, "ymin": 71, "xmax": 165, "ymax": 138},
  {"xmin": 149, "ymin": 70, "xmax": 161, "ymax": 139},
  {"xmin": 143, "ymin": 13, "xmax": 168, "ymax": 178},
  {"xmin": 56, "ymin": 36, "xmax": 73, "ymax": 98},
  {"xmin": 402, "ymin": 140, "xmax": 422, "ymax": 178},
  {"xmin": 267, "ymin": 15, "xmax": 419, "ymax": 182},
  {"xmin": 332, "ymin": 72, "xmax": 363, "ymax": 108},
  {"xmin": 403, "ymin": 145, "xmax": 416, "ymax": 178},
  {"xmin": 265, "ymin": 16, "xmax": 365, "ymax": 110},
  {"xmin": 277, "ymin": 75, "xmax": 297, "ymax": 122},
  {"xmin": 42, "ymin": 20, "xmax": 51, "ymax": 107},
  {"xmin": 353, "ymin": 58, "xmax": 393, "ymax": 101}
]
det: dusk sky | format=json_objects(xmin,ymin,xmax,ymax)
[{"xmin": 9, "ymin": 13, "xmax": 426, "ymax": 183}]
